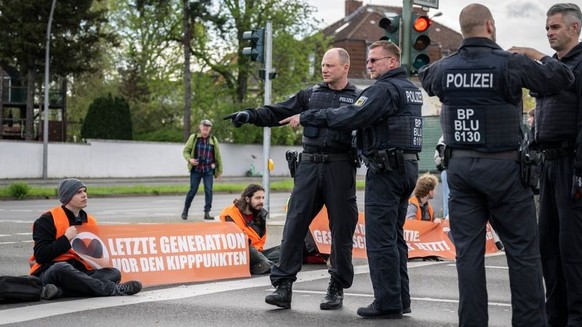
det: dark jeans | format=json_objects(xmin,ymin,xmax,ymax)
[
  {"xmin": 184, "ymin": 169, "xmax": 214, "ymax": 212},
  {"xmin": 40, "ymin": 262, "xmax": 121, "ymax": 297}
]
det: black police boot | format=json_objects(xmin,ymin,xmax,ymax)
[
  {"xmin": 181, "ymin": 208, "xmax": 188, "ymax": 220},
  {"xmin": 357, "ymin": 302, "xmax": 403, "ymax": 319},
  {"xmin": 265, "ymin": 280, "xmax": 292, "ymax": 309},
  {"xmin": 320, "ymin": 279, "xmax": 343, "ymax": 310},
  {"xmin": 204, "ymin": 211, "xmax": 214, "ymax": 220}
]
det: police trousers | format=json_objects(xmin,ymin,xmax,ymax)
[
  {"xmin": 447, "ymin": 157, "xmax": 545, "ymax": 327},
  {"xmin": 365, "ymin": 160, "xmax": 417, "ymax": 311},
  {"xmin": 539, "ymin": 154, "xmax": 582, "ymax": 326},
  {"xmin": 270, "ymin": 157, "xmax": 358, "ymax": 288}
]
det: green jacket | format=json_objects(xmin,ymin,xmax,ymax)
[{"xmin": 182, "ymin": 133, "xmax": 223, "ymax": 177}]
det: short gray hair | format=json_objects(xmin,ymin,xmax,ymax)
[{"xmin": 547, "ymin": 3, "xmax": 582, "ymax": 34}]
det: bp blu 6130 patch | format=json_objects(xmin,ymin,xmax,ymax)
[{"xmin": 354, "ymin": 96, "xmax": 368, "ymax": 107}]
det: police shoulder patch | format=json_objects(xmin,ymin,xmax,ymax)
[{"xmin": 354, "ymin": 96, "xmax": 368, "ymax": 107}]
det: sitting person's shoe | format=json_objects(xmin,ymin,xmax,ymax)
[
  {"xmin": 357, "ymin": 302, "xmax": 403, "ymax": 319},
  {"xmin": 265, "ymin": 280, "xmax": 292, "ymax": 309},
  {"xmin": 251, "ymin": 261, "xmax": 271, "ymax": 275},
  {"xmin": 320, "ymin": 279, "xmax": 343, "ymax": 310},
  {"xmin": 41, "ymin": 284, "xmax": 62, "ymax": 300},
  {"xmin": 115, "ymin": 281, "xmax": 142, "ymax": 296}
]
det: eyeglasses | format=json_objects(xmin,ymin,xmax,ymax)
[{"xmin": 366, "ymin": 56, "xmax": 393, "ymax": 64}]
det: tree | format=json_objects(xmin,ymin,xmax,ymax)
[
  {"xmin": 0, "ymin": 0, "xmax": 114, "ymax": 140},
  {"xmin": 81, "ymin": 93, "xmax": 132, "ymax": 140}
]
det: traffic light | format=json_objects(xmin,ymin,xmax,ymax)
[
  {"xmin": 378, "ymin": 15, "xmax": 401, "ymax": 46},
  {"xmin": 241, "ymin": 29, "xmax": 265, "ymax": 63},
  {"xmin": 410, "ymin": 13, "xmax": 432, "ymax": 74}
]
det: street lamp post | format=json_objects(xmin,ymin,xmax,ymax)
[{"xmin": 43, "ymin": 0, "xmax": 57, "ymax": 179}]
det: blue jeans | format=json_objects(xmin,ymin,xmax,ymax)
[{"xmin": 184, "ymin": 169, "xmax": 214, "ymax": 212}]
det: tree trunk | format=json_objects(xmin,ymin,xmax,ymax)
[
  {"xmin": 182, "ymin": 0, "xmax": 192, "ymax": 142},
  {"xmin": 25, "ymin": 69, "xmax": 35, "ymax": 141}
]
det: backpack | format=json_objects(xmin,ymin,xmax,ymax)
[{"xmin": 0, "ymin": 275, "xmax": 43, "ymax": 303}]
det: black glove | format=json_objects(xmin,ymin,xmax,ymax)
[
  {"xmin": 571, "ymin": 175, "xmax": 582, "ymax": 200},
  {"xmin": 224, "ymin": 110, "xmax": 251, "ymax": 127}
]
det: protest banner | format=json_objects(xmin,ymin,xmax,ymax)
[
  {"xmin": 74, "ymin": 223, "xmax": 250, "ymax": 287},
  {"xmin": 309, "ymin": 207, "xmax": 499, "ymax": 260}
]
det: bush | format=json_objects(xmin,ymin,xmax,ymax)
[
  {"xmin": 7, "ymin": 182, "xmax": 31, "ymax": 199},
  {"xmin": 81, "ymin": 93, "xmax": 133, "ymax": 140}
]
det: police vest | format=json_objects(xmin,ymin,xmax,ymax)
[
  {"xmin": 302, "ymin": 84, "xmax": 359, "ymax": 152},
  {"xmin": 219, "ymin": 204, "xmax": 267, "ymax": 251},
  {"xmin": 29, "ymin": 206, "xmax": 97, "ymax": 275},
  {"xmin": 409, "ymin": 196, "xmax": 434, "ymax": 221},
  {"xmin": 440, "ymin": 50, "xmax": 521, "ymax": 152},
  {"xmin": 535, "ymin": 54, "xmax": 582, "ymax": 146},
  {"xmin": 359, "ymin": 78, "xmax": 423, "ymax": 154}
]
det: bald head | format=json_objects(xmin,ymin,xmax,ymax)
[
  {"xmin": 324, "ymin": 48, "xmax": 350, "ymax": 65},
  {"xmin": 459, "ymin": 3, "xmax": 496, "ymax": 40}
]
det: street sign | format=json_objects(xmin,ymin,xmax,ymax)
[{"xmin": 413, "ymin": 0, "xmax": 439, "ymax": 9}]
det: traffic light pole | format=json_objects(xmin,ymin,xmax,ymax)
[
  {"xmin": 401, "ymin": 0, "xmax": 413, "ymax": 76},
  {"xmin": 262, "ymin": 21, "xmax": 273, "ymax": 213}
]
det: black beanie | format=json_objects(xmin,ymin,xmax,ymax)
[{"xmin": 58, "ymin": 178, "xmax": 86, "ymax": 204}]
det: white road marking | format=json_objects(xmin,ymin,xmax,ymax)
[{"xmin": 0, "ymin": 262, "xmax": 444, "ymax": 325}]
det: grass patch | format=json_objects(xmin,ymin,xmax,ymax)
[{"xmin": 0, "ymin": 178, "xmax": 365, "ymax": 200}]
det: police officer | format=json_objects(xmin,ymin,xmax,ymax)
[
  {"xmin": 511, "ymin": 3, "xmax": 582, "ymax": 325},
  {"xmin": 284, "ymin": 40, "xmax": 423, "ymax": 319},
  {"xmin": 224, "ymin": 48, "xmax": 360, "ymax": 310},
  {"xmin": 419, "ymin": 4, "xmax": 574, "ymax": 326}
]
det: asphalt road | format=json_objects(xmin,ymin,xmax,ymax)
[{"xmin": 0, "ymin": 191, "xmax": 513, "ymax": 326}]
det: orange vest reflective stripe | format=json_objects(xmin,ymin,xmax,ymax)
[
  {"xmin": 29, "ymin": 206, "xmax": 97, "ymax": 275},
  {"xmin": 408, "ymin": 196, "xmax": 434, "ymax": 222},
  {"xmin": 219, "ymin": 204, "xmax": 266, "ymax": 251}
]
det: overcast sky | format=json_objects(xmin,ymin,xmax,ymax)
[{"xmin": 306, "ymin": 0, "xmax": 562, "ymax": 55}]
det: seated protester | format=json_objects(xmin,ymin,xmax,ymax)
[
  {"xmin": 29, "ymin": 178, "xmax": 142, "ymax": 298},
  {"xmin": 406, "ymin": 173, "xmax": 442, "ymax": 224},
  {"xmin": 219, "ymin": 184, "xmax": 279, "ymax": 275}
]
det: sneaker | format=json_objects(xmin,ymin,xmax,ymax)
[
  {"xmin": 251, "ymin": 261, "xmax": 271, "ymax": 275},
  {"xmin": 115, "ymin": 281, "xmax": 142, "ymax": 296},
  {"xmin": 204, "ymin": 211, "xmax": 214, "ymax": 220},
  {"xmin": 41, "ymin": 284, "xmax": 62, "ymax": 300}
]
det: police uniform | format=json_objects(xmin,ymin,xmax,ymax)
[
  {"xmin": 419, "ymin": 37, "xmax": 574, "ymax": 326},
  {"xmin": 535, "ymin": 42, "xmax": 582, "ymax": 326},
  {"xmin": 248, "ymin": 82, "xmax": 360, "ymax": 289},
  {"xmin": 301, "ymin": 66, "xmax": 422, "ymax": 314}
]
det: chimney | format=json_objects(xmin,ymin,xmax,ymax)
[{"xmin": 345, "ymin": 0, "xmax": 363, "ymax": 17}]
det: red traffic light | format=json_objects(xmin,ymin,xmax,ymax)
[{"xmin": 413, "ymin": 16, "xmax": 431, "ymax": 32}]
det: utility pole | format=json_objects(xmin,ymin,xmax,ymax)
[
  {"xmin": 262, "ymin": 21, "xmax": 273, "ymax": 213},
  {"xmin": 43, "ymin": 0, "xmax": 57, "ymax": 179}
]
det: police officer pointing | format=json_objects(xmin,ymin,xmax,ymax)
[
  {"xmin": 284, "ymin": 40, "xmax": 423, "ymax": 319},
  {"xmin": 419, "ymin": 4, "xmax": 574, "ymax": 326},
  {"xmin": 225, "ymin": 48, "xmax": 360, "ymax": 311}
]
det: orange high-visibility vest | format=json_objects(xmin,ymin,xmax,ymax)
[
  {"xmin": 219, "ymin": 204, "xmax": 266, "ymax": 251},
  {"xmin": 29, "ymin": 206, "xmax": 96, "ymax": 275},
  {"xmin": 408, "ymin": 196, "xmax": 434, "ymax": 222}
]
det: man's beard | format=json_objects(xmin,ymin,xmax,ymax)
[{"xmin": 250, "ymin": 204, "xmax": 263, "ymax": 215}]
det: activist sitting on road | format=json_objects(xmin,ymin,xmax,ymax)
[
  {"xmin": 219, "ymin": 184, "xmax": 279, "ymax": 275},
  {"xmin": 29, "ymin": 178, "xmax": 142, "ymax": 298},
  {"xmin": 406, "ymin": 173, "xmax": 442, "ymax": 224}
]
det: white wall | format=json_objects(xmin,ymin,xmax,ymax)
[{"xmin": 0, "ymin": 139, "xmax": 306, "ymax": 179}]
